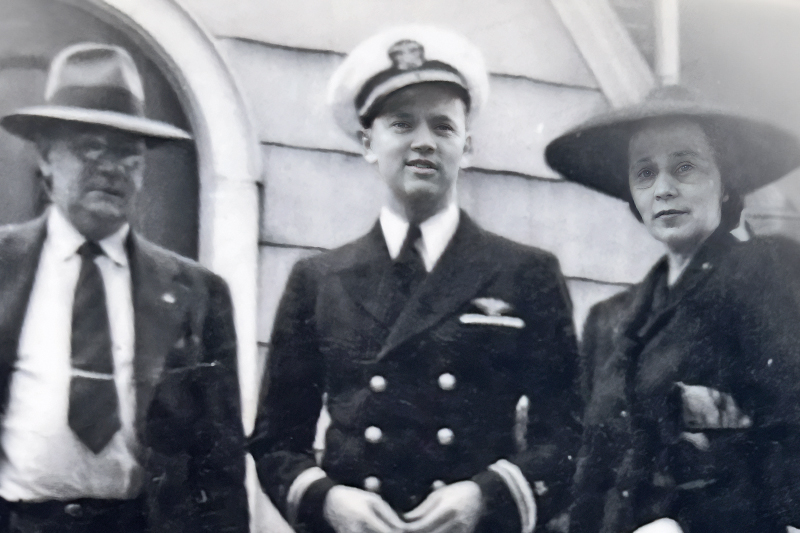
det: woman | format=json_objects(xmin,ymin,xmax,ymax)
[{"xmin": 545, "ymin": 86, "xmax": 800, "ymax": 533}]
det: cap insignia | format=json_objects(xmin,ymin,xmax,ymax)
[{"xmin": 388, "ymin": 40, "xmax": 425, "ymax": 71}]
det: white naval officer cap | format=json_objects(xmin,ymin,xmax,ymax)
[{"xmin": 327, "ymin": 25, "xmax": 490, "ymax": 139}]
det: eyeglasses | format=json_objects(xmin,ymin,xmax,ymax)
[{"xmin": 64, "ymin": 134, "xmax": 145, "ymax": 170}]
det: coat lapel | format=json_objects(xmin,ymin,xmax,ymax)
[
  {"xmin": 633, "ymin": 231, "xmax": 736, "ymax": 345},
  {"xmin": 337, "ymin": 223, "xmax": 400, "ymax": 329},
  {"xmin": 377, "ymin": 214, "xmax": 497, "ymax": 360},
  {"xmin": 129, "ymin": 234, "xmax": 189, "ymax": 436},
  {"xmin": 599, "ymin": 260, "xmax": 667, "ymax": 416},
  {"xmin": 0, "ymin": 216, "xmax": 48, "ymax": 410},
  {"xmin": 620, "ymin": 260, "xmax": 667, "ymax": 345}
]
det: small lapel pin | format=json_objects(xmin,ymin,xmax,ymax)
[{"xmin": 161, "ymin": 292, "xmax": 176, "ymax": 304}]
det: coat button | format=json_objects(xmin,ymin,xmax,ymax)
[
  {"xmin": 364, "ymin": 476, "xmax": 381, "ymax": 492},
  {"xmin": 621, "ymin": 490, "xmax": 630, "ymax": 498},
  {"xmin": 437, "ymin": 428, "xmax": 454, "ymax": 445},
  {"xmin": 620, "ymin": 410, "xmax": 628, "ymax": 418},
  {"xmin": 431, "ymin": 480, "xmax": 446, "ymax": 490},
  {"xmin": 438, "ymin": 373, "xmax": 456, "ymax": 391},
  {"xmin": 369, "ymin": 375, "xmax": 387, "ymax": 393},
  {"xmin": 64, "ymin": 503, "xmax": 83, "ymax": 517},
  {"xmin": 365, "ymin": 426, "xmax": 383, "ymax": 443}
]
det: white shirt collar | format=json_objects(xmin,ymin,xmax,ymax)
[
  {"xmin": 379, "ymin": 202, "xmax": 460, "ymax": 272},
  {"xmin": 47, "ymin": 206, "xmax": 130, "ymax": 267}
]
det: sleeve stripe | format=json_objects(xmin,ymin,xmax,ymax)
[
  {"xmin": 286, "ymin": 466, "xmax": 328, "ymax": 526},
  {"xmin": 488, "ymin": 459, "xmax": 537, "ymax": 533}
]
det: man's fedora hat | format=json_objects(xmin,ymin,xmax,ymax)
[
  {"xmin": 545, "ymin": 85, "xmax": 800, "ymax": 202},
  {"xmin": 1, "ymin": 42, "xmax": 191, "ymax": 142},
  {"xmin": 328, "ymin": 25, "xmax": 490, "ymax": 139}
]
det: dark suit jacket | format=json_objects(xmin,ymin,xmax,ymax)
[
  {"xmin": 0, "ymin": 215, "xmax": 249, "ymax": 533},
  {"xmin": 571, "ymin": 230, "xmax": 800, "ymax": 533},
  {"xmin": 251, "ymin": 213, "xmax": 582, "ymax": 533}
]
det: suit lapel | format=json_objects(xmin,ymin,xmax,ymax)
[
  {"xmin": 0, "ymin": 216, "xmax": 48, "ymax": 409},
  {"xmin": 129, "ymin": 234, "xmax": 188, "ymax": 435},
  {"xmin": 603, "ymin": 261, "xmax": 666, "ymax": 410},
  {"xmin": 619, "ymin": 259, "xmax": 667, "ymax": 346},
  {"xmin": 338, "ymin": 223, "xmax": 400, "ymax": 329},
  {"xmin": 377, "ymin": 214, "xmax": 497, "ymax": 360}
]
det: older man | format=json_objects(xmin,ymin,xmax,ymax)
[
  {"xmin": 250, "ymin": 26, "xmax": 582, "ymax": 533},
  {"xmin": 0, "ymin": 43, "xmax": 248, "ymax": 532}
]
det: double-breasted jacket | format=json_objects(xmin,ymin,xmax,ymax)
[{"xmin": 251, "ymin": 213, "xmax": 582, "ymax": 533}]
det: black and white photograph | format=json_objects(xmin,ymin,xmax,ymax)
[{"xmin": 1, "ymin": 1, "xmax": 800, "ymax": 532}]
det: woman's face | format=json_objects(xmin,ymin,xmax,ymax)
[{"xmin": 628, "ymin": 118, "xmax": 724, "ymax": 254}]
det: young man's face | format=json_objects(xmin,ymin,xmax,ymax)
[{"xmin": 362, "ymin": 83, "xmax": 471, "ymax": 221}]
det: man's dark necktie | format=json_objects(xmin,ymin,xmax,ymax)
[
  {"xmin": 386, "ymin": 224, "xmax": 426, "ymax": 325},
  {"xmin": 69, "ymin": 241, "xmax": 121, "ymax": 454}
]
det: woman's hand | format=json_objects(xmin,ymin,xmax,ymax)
[{"xmin": 676, "ymin": 382, "xmax": 752, "ymax": 429}]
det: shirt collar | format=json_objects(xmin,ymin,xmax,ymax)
[
  {"xmin": 47, "ymin": 206, "xmax": 130, "ymax": 267},
  {"xmin": 379, "ymin": 202, "xmax": 460, "ymax": 272}
]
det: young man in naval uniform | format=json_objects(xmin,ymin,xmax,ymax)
[{"xmin": 250, "ymin": 26, "xmax": 581, "ymax": 533}]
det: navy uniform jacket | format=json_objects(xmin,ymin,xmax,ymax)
[
  {"xmin": 251, "ymin": 213, "xmax": 582, "ymax": 533},
  {"xmin": 0, "ymin": 215, "xmax": 249, "ymax": 533},
  {"xmin": 571, "ymin": 230, "xmax": 800, "ymax": 533}
]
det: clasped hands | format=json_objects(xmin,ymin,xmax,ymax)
[{"xmin": 323, "ymin": 480, "xmax": 483, "ymax": 533}]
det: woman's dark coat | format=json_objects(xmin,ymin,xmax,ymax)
[{"xmin": 572, "ymin": 231, "xmax": 800, "ymax": 533}]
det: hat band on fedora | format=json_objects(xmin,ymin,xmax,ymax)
[{"xmin": 49, "ymin": 86, "xmax": 145, "ymax": 117}]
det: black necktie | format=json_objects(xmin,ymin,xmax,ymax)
[
  {"xmin": 69, "ymin": 241, "xmax": 121, "ymax": 454},
  {"xmin": 387, "ymin": 224, "xmax": 426, "ymax": 325}
]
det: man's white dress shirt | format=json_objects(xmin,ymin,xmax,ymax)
[
  {"xmin": 379, "ymin": 202, "xmax": 460, "ymax": 272},
  {"xmin": 0, "ymin": 207, "xmax": 143, "ymax": 501}
]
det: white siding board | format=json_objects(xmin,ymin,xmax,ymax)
[
  {"xmin": 259, "ymin": 145, "xmax": 666, "ymax": 284},
  {"xmin": 470, "ymin": 75, "xmax": 608, "ymax": 178},
  {"xmin": 260, "ymin": 146, "xmax": 384, "ymax": 249},
  {"xmin": 258, "ymin": 245, "xmax": 321, "ymax": 343},
  {"xmin": 458, "ymin": 169, "xmax": 665, "ymax": 283},
  {"xmin": 191, "ymin": 0, "xmax": 599, "ymax": 87},
  {"xmin": 219, "ymin": 39, "xmax": 608, "ymax": 179}
]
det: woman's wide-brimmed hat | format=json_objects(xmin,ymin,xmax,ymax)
[
  {"xmin": 545, "ymin": 85, "xmax": 800, "ymax": 202},
  {"xmin": 1, "ymin": 42, "xmax": 191, "ymax": 143}
]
